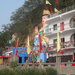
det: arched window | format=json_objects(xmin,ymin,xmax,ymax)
[
  {"xmin": 70, "ymin": 16, "xmax": 75, "ymax": 28},
  {"xmin": 70, "ymin": 33, "xmax": 75, "ymax": 46}
]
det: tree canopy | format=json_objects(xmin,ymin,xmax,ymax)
[{"xmin": 0, "ymin": 0, "xmax": 75, "ymax": 48}]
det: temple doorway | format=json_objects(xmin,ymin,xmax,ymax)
[{"xmin": 19, "ymin": 57, "xmax": 22, "ymax": 63}]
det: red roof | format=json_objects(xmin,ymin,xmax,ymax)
[{"xmin": 0, "ymin": 56, "xmax": 11, "ymax": 58}]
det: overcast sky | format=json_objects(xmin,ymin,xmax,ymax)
[{"xmin": 0, "ymin": 0, "xmax": 27, "ymax": 32}]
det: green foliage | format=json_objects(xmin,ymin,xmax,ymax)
[
  {"xmin": 0, "ymin": 68, "xmax": 57, "ymax": 75},
  {"xmin": 1, "ymin": 0, "xmax": 75, "ymax": 46},
  {"xmin": 10, "ymin": 60, "xmax": 18, "ymax": 70},
  {"xmin": 0, "ymin": 69, "xmax": 15, "ymax": 75},
  {"xmin": 0, "ymin": 31, "xmax": 12, "ymax": 48},
  {"xmin": 45, "ymin": 67, "xmax": 57, "ymax": 75}
]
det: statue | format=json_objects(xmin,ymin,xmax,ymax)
[{"xmin": 33, "ymin": 9, "xmax": 50, "ymax": 62}]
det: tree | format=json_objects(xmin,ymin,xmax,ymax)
[
  {"xmin": 0, "ymin": 31, "xmax": 12, "ymax": 48},
  {"xmin": 1, "ymin": 0, "xmax": 75, "ymax": 47}
]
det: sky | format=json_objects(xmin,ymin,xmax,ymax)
[{"xmin": 0, "ymin": 0, "xmax": 27, "ymax": 32}]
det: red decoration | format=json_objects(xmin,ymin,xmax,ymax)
[
  {"xmin": 33, "ymin": 51, "xmax": 35, "ymax": 52},
  {"xmin": 1, "ymin": 56, "xmax": 3, "ymax": 58},
  {"xmin": 46, "ymin": 7, "xmax": 48, "ymax": 10},
  {"xmin": 45, "ymin": 50, "xmax": 47, "ymax": 53},
  {"xmin": 30, "ymin": 51, "xmax": 32, "ymax": 53},
  {"xmin": 60, "ymin": 22, "xmax": 64, "ymax": 31},
  {"xmin": 55, "ymin": 51, "xmax": 57, "ymax": 53},
  {"xmin": 18, "ymin": 55, "xmax": 20, "ymax": 58},
  {"xmin": 49, "ymin": 28, "xmax": 51, "ymax": 31},
  {"xmin": 50, "ymin": 7, "xmax": 53, "ymax": 14},
  {"xmin": 50, "ymin": 51, "xmax": 52, "ymax": 53},
  {"xmin": 56, "ymin": 0, "xmax": 58, "ymax": 4},
  {"xmin": 31, "ymin": 60, "xmax": 33, "ymax": 62},
  {"xmin": 15, "ymin": 39, "xmax": 17, "ymax": 55},
  {"xmin": 68, "ymin": 48, "xmax": 70, "ymax": 50},
  {"xmin": 38, "ymin": 50, "xmax": 40, "ymax": 52},
  {"xmin": 53, "ymin": 44, "xmax": 55, "ymax": 46},
  {"xmin": 39, "ymin": 34, "xmax": 42, "ymax": 52},
  {"xmin": 61, "ymin": 50, "xmax": 63, "ymax": 52},
  {"xmin": 72, "ymin": 63, "xmax": 75, "ymax": 66},
  {"xmin": 72, "ymin": 0, "xmax": 74, "ymax": 1},
  {"xmin": 73, "ymin": 17, "xmax": 75, "ymax": 20},
  {"xmin": 55, "ymin": 50, "xmax": 57, "ymax": 53},
  {"xmin": 29, "ymin": 53, "xmax": 30, "ymax": 55},
  {"xmin": 61, "ymin": 51, "xmax": 64, "ymax": 54}
]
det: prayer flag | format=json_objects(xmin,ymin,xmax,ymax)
[
  {"xmin": 46, "ymin": 0, "xmax": 52, "ymax": 5},
  {"xmin": 27, "ymin": 35, "xmax": 31, "ymax": 54},
  {"xmin": 54, "ymin": 8, "xmax": 58, "ymax": 12},
  {"xmin": 57, "ymin": 31, "xmax": 60, "ymax": 52}
]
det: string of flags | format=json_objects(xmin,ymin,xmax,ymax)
[{"xmin": 46, "ymin": 0, "xmax": 59, "ymax": 14}]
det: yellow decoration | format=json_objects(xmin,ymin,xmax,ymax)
[
  {"xmin": 0, "ymin": 58, "xmax": 3, "ymax": 64},
  {"xmin": 41, "ymin": 29, "xmax": 49, "ymax": 45},
  {"xmin": 54, "ymin": 8, "xmax": 58, "ymax": 12},
  {"xmin": 27, "ymin": 35, "xmax": 31, "ymax": 54},
  {"xmin": 57, "ymin": 30, "xmax": 61, "ymax": 52},
  {"xmin": 46, "ymin": 0, "xmax": 52, "ymax": 5},
  {"xmin": 43, "ymin": 10, "xmax": 50, "ymax": 15}
]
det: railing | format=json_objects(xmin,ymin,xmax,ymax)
[
  {"xmin": 46, "ymin": 23, "xmax": 75, "ymax": 35},
  {"xmin": 49, "ymin": 41, "xmax": 75, "ymax": 50},
  {"xmin": 0, "ymin": 57, "xmax": 75, "ymax": 75},
  {"xmin": 52, "ymin": 4, "xmax": 75, "ymax": 17},
  {"xmin": 34, "ymin": 41, "xmax": 75, "ymax": 53}
]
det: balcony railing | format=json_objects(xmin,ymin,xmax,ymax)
[
  {"xmin": 34, "ymin": 41, "xmax": 75, "ymax": 53},
  {"xmin": 49, "ymin": 40, "xmax": 75, "ymax": 51},
  {"xmin": 46, "ymin": 23, "xmax": 75, "ymax": 35},
  {"xmin": 52, "ymin": 4, "xmax": 75, "ymax": 17}
]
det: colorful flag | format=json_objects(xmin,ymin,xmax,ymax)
[
  {"xmin": 57, "ymin": 30, "xmax": 60, "ymax": 52},
  {"xmin": 15, "ymin": 39, "xmax": 17, "ymax": 55},
  {"xmin": 39, "ymin": 34, "xmax": 42, "ymax": 52},
  {"xmin": 46, "ymin": 0, "xmax": 52, "ymax": 5},
  {"xmin": 54, "ymin": 8, "xmax": 58, "ymax": 12},
  {"xmin": 27, "ymin": 35, "xmax": 31, "ymax": 54},
  {"xmin": 50, "ymin": 7, "xmax": 53, "ymax": 14},
  {"xmin": 56, "ymin": 0, "xmax": 58, "ymax": 4}
]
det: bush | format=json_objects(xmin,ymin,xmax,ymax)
[
  {"xmin": 10, "ymin": 60, "xmax": 18, "ymax": 70},
  {"xmin": 0, "ymin": 67, "xmax": 57, "ymax": 75},
  {"xmin": 45, "ymin": 67, "xmax": 57, "ymax": 75},
  {"xmin": 0, "ymin": 69, "xmax": 15, "ymax": 75},
  {"xmin": 24, "ymin": 68, "xmax": 44, "ymax": 75}
]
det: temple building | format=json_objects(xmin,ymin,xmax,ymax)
[{"xmin": 45, "ymin": 5, "xmax": 75, "ymax": 62}]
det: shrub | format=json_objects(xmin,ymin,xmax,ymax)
[
  {"xmin": 10, "ymin": 60, "xmax": 18, "ymax": 70},
  {"xmin": 0, "ymin": 69, "xmax": 15, "ymax": 75},
  {"xmin": 0, "ymin": 67, "xmax": 57, "ymax": 75},
  {"xmin": 45, "ymin": 67, "xmax": 57, "ymax": 75}
]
